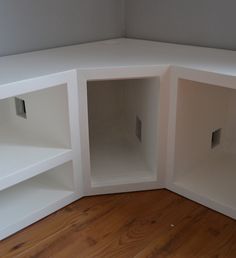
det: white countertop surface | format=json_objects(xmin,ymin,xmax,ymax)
[{"xmin": 0, "ymin": 38, "xmax": 235, "ymax": 87}]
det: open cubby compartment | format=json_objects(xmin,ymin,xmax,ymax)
[
  {"xmin": 171, "ymin": 79, "xmax": 236, "ymax": 219},
  {"xmin": 87, "ymin": 77, "xmax": 160, "ymax": 187},
  {"xmin": 0, "ymin": 161, "xmax": 76, "ymax": 240},
  {"xmin": 0, "ymin": 84, "xmax": 73, "ymax": 191}
]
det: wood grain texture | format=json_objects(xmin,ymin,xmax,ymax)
[{"xmin": 0, "ymin": 190, "xmax": 235, "ymax": 258}]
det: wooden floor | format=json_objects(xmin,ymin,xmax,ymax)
[{"xmin": 1, "ymin": 190, "xmax": 236, "ymax": 258}]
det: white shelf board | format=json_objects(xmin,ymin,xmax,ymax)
[
  {"xmin": 0, "ymin": 38, "xmax": 235, "ymax": 88},
  {"xmin": 0, "ymin": 176, "xmax": 76, "ymax": 240},
  {"xmin": 90, "ymin": 129, "xmax": 156, "ymax": 187},
  {"xmin": 174, "ymin": 152, "xmax": 236, "ymax": 218},
  {"xmin": 0, "ymin": 126, "xmax": 72, "ymax": 191}
]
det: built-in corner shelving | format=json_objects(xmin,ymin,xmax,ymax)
[
  {"xmin": 84, "ymin": 76, "xmax": 163, "ymax": 192},
  {"xmin": 0, "ymin": 74, "xmax": 81, "ymax": 239},
  {"xmin": 0, "ymin": 38, "xmax": 236, "ymax": 239}
]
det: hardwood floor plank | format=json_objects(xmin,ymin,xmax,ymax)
[
  {"xmin": 0, "ymin": 190, "xmax": 235, "ymax": 258},
  {"xmin": 0, "ymin": 194, "xmax": 128, "ymax": 257}
]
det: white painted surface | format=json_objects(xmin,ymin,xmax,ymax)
[
  {"xmin": 224, "ymin": 91, "xmax": 236, "ymax": 155},
  {"xmin": 87, "ymin": 78, "xmax": 159, "ymax": 188},
  {"xmin": 77, "ymin": 67, "xmax": 167, "ymax": 195},
  {"xmin": 0, "ymin": 38, "xmax": 236, "ymax": 88},
  {"xmin": 174, "ymin": 152, "xmax": 236, "ymax": 219},
  {"xmin": 0, "ymin": 162, "xmax": 77, "ymax": 240},
  {"xmin": 0, "ymin": 70, "xmax": 82, "ymax": 239},
  {"xmin": 0, "ymin": 82, "xmax": 74, "ymax": 190},
  {"xmin": 1, "ymin": 39, "xmax": 236, "ymax": 239},
  {"xmin": 0, "ymin": 84, "xmax": 71, "ymax": 148},
  {"xmin": 89, "ymin": 119, "xmax": 156, "ymax": 187},
  {"xmin": 167, "ymin": 75, "xmax": 236, "ymax": 219},
  {"xmin": 174, "ymin": 80, "xmax": 229, "ymax": 178},
  {"xmin": 124, "ymin": 78, "xmax": 160, "ymax": 173},
  {"xmin": 0, "ymin": 143, "xmax": 72, "ymax": 191}
]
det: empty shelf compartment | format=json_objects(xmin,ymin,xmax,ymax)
[
  {"xmin": 0, "ymin": 84, "xmax": 72, "ymax": 190},
  {"xmin": 173, "ymin": 79, "xmax": 236, "ymax": 218},
  {"xmin": 87, "ymin": 78, "xmax": 160, "ymax": 186},
  {"xmin": 0, "ymin": 161, "xmax": 75, "ymax": 239}
]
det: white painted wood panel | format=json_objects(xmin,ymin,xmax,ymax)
[
  {"xmin": 0, "ymin": 38, "xmax": 235, "ymax": 88},
  {"xmin": 167, "ymin": 75, "xmax": 236, "ymax": 219},
  {"xmin": 0, "ymin": 162, "xmax": 77, "ymax": 240}
]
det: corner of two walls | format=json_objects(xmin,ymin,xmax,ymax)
[{"xmin": 1, "ymin": 0, "xmax": 234, "ymax": 57}]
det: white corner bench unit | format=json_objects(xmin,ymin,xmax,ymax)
[{"xmin": 0, "ymin": 38, "xmax": 236, "ymax": 239}]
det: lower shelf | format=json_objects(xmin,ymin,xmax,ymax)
[
  {"xmin": 0, "ymin": 144, "xmax": 72, "ymax": 191},
  {"xmin": 173, "ymin": 152, "xmax": 236, "ymax": 219},
  {"xmin": 0, "ymin": 125, "xmax": 72, "ymax": 191},
  {"xmin": 0, "ymin": 162, "xmax": 78, "ymax": 240},
  {"xmin": 90, "ymin": 128, "xmax": 156, "ymax": 187}
]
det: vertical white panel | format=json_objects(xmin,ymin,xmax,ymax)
[
  {"xmin": 6, "ymin": 84, "xmax": 71, "ymax": 148},
  {"xmin": 124, "ymin": 78, "xmax": 160, "ymax": 173},
  {"xmin": 175, "ymin": 80, "xmax": 229, "ymax": 178}
]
